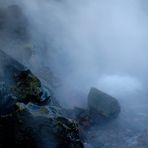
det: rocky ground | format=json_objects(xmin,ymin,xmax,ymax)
[
  {"xmin": 0, "ymin": 49, "xmax": 121, "ymax": 148},
  {"xmin": 1, "ymin": 3, "xmax": 148, "ymax": 148},
  {"xmin": 0, "ymin": 49, "xmax": 84, "ymax": 148}
]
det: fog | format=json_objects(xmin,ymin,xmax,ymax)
[
  {"xmin": 13, "ymin": 0, "xmax": 148, "ymax": 109},
  {"xmin": 1, "ymin": 0, "xmax": 148, "ymax": 147},
  {"xmin": 1, "ymin": 0, "xmax": 148, "ymax": 115},
  {"xmin": 0, "ymin": 0, "xmax": 148, "ymax": 108}
]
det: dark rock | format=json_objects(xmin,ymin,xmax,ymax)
[
  {"xmin": 12, "ymin": 69, "xmax": 42, "ymax": 104},
  {"xmin": 88, "ymin": 87, "xmax": 121, "ymax": 118},
  {"xmin": 0, "ymin": 109, "xmax": 84, "ymax": 148},
  {"xmin": 0, "ymin": 82, "xmax": 18, "ymax": 116},
  {"xmin": 0, "ymin": 50, "xmax": 51, "ymax": 106},
  {"xmin": 0, "ymin": 49, "xmax": 84, "ymax": 148}
]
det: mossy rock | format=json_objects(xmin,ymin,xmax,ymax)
[
  {"xmin": 12, "ymin": 70, "xmax": 42, "ymax": 104},
  {"xmin": 54, "ymin": 117, "xmax": 84, "ymax": 148}
]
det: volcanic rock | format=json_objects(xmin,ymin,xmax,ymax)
[{"xmin": 88, "ymin": 87, "xmax": 120, "ymax": 118}]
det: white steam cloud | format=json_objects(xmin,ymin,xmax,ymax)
[{"xmin": 15, "ymin": 0, "xmax": 148, "ymax": 108}]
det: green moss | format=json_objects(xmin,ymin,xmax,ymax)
[
  {"xmin": 12, "ymin": 70, "xmax": 41, "ymax": 104},
  {"xmin": 55, "ymin": 117, "xmax": 79, "ymax": 140}
]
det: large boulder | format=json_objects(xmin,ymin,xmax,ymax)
[{"xmin": 88, "ymin": 88, "xmax": 120, "ymax": 118}]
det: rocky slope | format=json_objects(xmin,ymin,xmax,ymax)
[{"xmin": 0, "ymin": 5, "xmax": 125, "ymax": 148}]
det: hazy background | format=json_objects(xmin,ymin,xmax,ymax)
[
  {"xmin": 17, "ymin": 0, "xmax": 148, "ymax": 108},
  {"xmin": 1, "ymin": 0, "xmax": 148, "ymax": 147},
  {"xmin": 1, "ymin": 0, "xmax": 148, "ymax": 109}
]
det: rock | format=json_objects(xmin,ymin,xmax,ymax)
[
  {"xmin": 12, "ymin": 69, "xmax": 51, "ymax": 105},
  {"xmin": 53, "ymin": 116, "xmax": 84, "ymax": 148},
  {"xmin": 12, "ymin": 69, "xmax": 42, "ymax": 103},
  {"xmin": 0, "ymin": 49, "xmax": 84, "ymax": 148},
  {"xmin": 0, "ymin": 49, "xmax": 51, "ymax": 106},
  {"xmin": 66, "ymin": 107, "xmax": 91, "ymax": 127},
  {"xmin": 88, "ymin": 87, "xmax": 120, "ymax": 118},
  {"xmin": 0, "ymin": 109, "xmax": 84, "ymax": 148},
  {"xmin": 0, "ymin": 82, "xmax": 18, "ymax": 116}
]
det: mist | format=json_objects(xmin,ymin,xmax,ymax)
[
  {"xmin": 1, "ymin": 0, "xmax": 148, "ymax": 115},
  {"xmin": 0, "ymin": 0, "xmax": 148, "ymax": 108},
  {"xmin": 1, "ymin": 0, "xmax": 148, "ymax": 147},
  {"xmin": 13, "ymin": 0, "xmax": 148, "ymax": 109}
]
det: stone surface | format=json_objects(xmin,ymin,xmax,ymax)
[
  {"xmin": 88, "ymin": 87, "xmax": 121, "ymax": 118},
  {"xmin": 0, "ymin": 49, "xmax": 84, "ymax": 148}
]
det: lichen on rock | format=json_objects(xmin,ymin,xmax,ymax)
[{"xmin": 12, "ymin": 69, "xmax": 41, "ymax": 104}]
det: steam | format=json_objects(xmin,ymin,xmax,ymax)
[
  {"xmin": 1, "ymin": 1, "xmax": 148, "ymax": 147},
  {"xmin": 2, "ymin": 0, "xmax": 148, "ymax": 108},
  {"xmin": 97, "ymin": 75, "xmax": 143, "ymax": 98}
]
